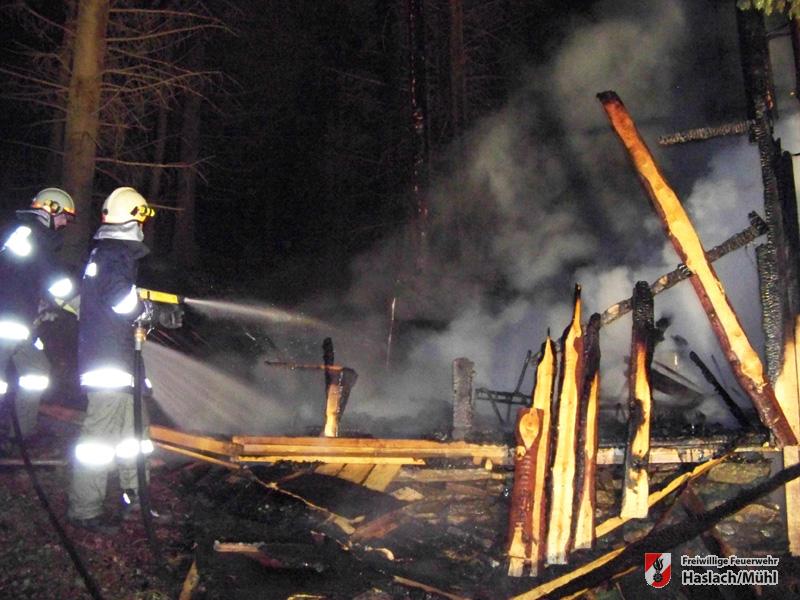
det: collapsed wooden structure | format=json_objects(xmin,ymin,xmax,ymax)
[
  {"xmin": 157, "ymin": 11, "xmax": 800, "ymax": 598},
  {"xmin": 154, "ymin": 87, "xmax": 800, "ymax": 597}
]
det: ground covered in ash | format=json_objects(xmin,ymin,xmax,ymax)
[{"xmin": 4, "ymin": 402, "xmax": 800, "ymax": 599}]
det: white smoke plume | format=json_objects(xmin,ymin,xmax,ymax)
[{"xmin": 152, "ymin": 1, "xmax": 800, "ymax": 438}]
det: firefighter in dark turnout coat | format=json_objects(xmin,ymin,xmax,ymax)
[
  {"xmin": 0, "ymin": 188, "xmax": 77, "ymax": 441},
  {"xmin": 67, "ymin": 187, "xmax": 159, "ymax": 532}
]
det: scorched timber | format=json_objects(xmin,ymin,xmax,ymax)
[
  {"xmin": 546, "ymin": 286, "xmax": 584, "ymax": 565},
  {"xmin": 598, "ymin": 90, "xmax": 797, "ymax": 447},
  {"xmin": 574, "ymin": 313, "xmax": 601, "ymax": 550},
  {"xmin": 600, "ymin": 212, "xmax": 768, "ymax": 327},
  {"xmin": 621, "ymin": 282, "xmax": 654, "ymax": 519},
  {"xmin": 529, "ymin": 337, "xmax": 557, "ymax": 577},
  {"xmin": 507, "ymin": 407, "xmax": 543, "ymax": 577}
]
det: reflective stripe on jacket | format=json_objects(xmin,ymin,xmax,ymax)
[
  {"xmin": 0, "ymin": 212, "xmax": 70, "ymax": 331},
  {"xmin": 78, "ymin": 239, "xmax": 149, "ymax": 388}
]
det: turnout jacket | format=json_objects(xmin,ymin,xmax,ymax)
[
  {"xmin": 78, "ymin": 238, "xmax": 149, "ymax": 390},
  {"xmin": 0, "ymin": 211, "xmax": 71, "ymax": 332}
]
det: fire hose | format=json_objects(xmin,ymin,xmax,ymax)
[
  {"xmin": 132, "ymin": 288, "xmax": 184, "ymax": 577},
  {"xmin": 4, "ymin": 363, "xmax": 105, "ymax": 600}
]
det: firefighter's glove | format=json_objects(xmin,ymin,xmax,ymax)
[{"xmin": 153, "ymin": 303, "xmax": 184, "ymax": 329}]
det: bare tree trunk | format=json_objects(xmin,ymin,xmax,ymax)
[
  {"xmin": 62, "ymin": 0, "xmax": 109, "ymax": 265},
  {"xmin": 174, "ymin": 39, "xmax": 203, "ymax": 267},
  {"xmin": 448, "ymin": 0, "xmax": 466, "ymax": 139},
  {"xmin": 48, "ymin": 0, "xmax": 78, "ymax": 183},
  {"xmin": 145, "ymin": 105, "xmax": 169, "ymax": 252},
  {"xmin": 406, "ymin": 0, "xmax": 429, "ymax": 274}
]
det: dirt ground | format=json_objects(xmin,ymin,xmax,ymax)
[
  {"xmin": 0, "ymin": 409, "xmax": 191, "ymax": 600},
  {"xmin": 5, "ymin": 404, "xmax": 800, "ymax": 600}
]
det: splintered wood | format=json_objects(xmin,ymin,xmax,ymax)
[
  {"xmin": 598, "ymin": 90, "xmax": 797, "ymax": 447},
  {"xmin": 574, "ymin": 313, "xmax": 601, "ymax": 549},
  {"xmin": 621, "ymin": 282, "xmax": 654, "ymax": 519},
  {"xmin": 529, "ymin": 337, "xmax": 557, "ymax": 577},
  {"xmin": 547, "ymin": 285, "xmax": 584, "ymax": 565},
  {"xmin": 507, "ymin": 407, "xmax": 543, "ymax": 576}
]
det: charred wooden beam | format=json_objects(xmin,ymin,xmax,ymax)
[
  {"xmin": 546, "ymin": 285, "xmax": 584, "ymax": 565},
  {"xmin": 264, "ymin": 361, "xmax": 348, "ymax": 372},
  {"xmin": 689, "ymin": 351, "xmax": 753, "ymax": 430},
  {"xmin": 737, "ymin": 7, "xmax": 777, "ymax": 125},
  {"xmin": 679, "ymin": 485, "xmax": 759, "ymax": 600},
  {"xmin": 601, "ymin": 212, "xmax": 767, "ymax": 327},
  {"xmin": 621, "ymin": 282, "xmax": 654, "ymax": 519},
  {"xmin": 452, "ymin": 357, "xmax": 475, "ymax": 440},
  {"xmin": 214, "ymin": 541, "xmax": 327, "ymax": 572},
  {"xmin": 752, "ymin": 112, "xmax": 790, "ymax": 382},
  {"xmin": 574, "ymin": 314, "xmax": 601, "ymax": 550},
  {"xmin": 658, "ymin": 120, "xmax": 753, "ymax": 146},
  {"xmin": 598, "ymin": 90, "xmax": 797, "ymax": 447},
  {"xmin": 507, "ymin": 407, "xmax": 543, "ymax": 576},
  {"xmin": 529, "ymin": 336, "xmax": 557, "ymax": 577}
]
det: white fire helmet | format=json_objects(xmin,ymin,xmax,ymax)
[
  {"xmin": 101, "ymin": 187, "xmax": 155, "ymax": 224},
  {"xmin": 31, "ymin": 188, "xmax": 76, "ymax": 221}
]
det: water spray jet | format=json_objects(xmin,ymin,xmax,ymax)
[{"xmin": 183, "ymin": 297, "xmax": 332, "ymax": 330}]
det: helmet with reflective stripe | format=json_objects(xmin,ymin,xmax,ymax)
[
  {"xmin": 31, "ymin": 188, "xmax": 75, "ymax": 220},
  {"xmin": 101, "ymin": 187, "xmax": 155, "ymax": 224}
]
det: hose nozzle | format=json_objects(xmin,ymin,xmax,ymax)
[{"xmin": 138, "ymin": 288, "xmax": 183, "ymax": 305}]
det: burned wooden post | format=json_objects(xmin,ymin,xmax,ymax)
[
  {"xmin": 507, "ymin": 407, "xmax": 543, "ymax": 577},
  {"xmin": 598, "ymin": 90, "xmax": 797, "ymax": 447},
  {"xmin": 740, "ymin": 16, "xmax": 800, "ymax": 553},
  {"xmin": 621, "ymin": 282, "xmax": 654, "ymax": 519},
  {"xmin": 529, "ymin": 336, "xmax": 556, "ymax": 577},
  {"xmin": 574, "ymin": 313, "xmax": 601, "ymax": 549},
  {"xmin": 452, "ymin": 358, "xmax": 475, "ymax": 440},
  {"xmin": 321, "ymin": 338, "xmax": 357, "ymax": 437},
  {"xmin": 546, "ymin": 285, "xmax": 584, "ymax": 565}
]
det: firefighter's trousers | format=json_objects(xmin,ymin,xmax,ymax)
[
  {"xmin": 68, "ymin": 390, "xmax": 149, "ymax": 521},
  {"xmin": 0, "ymin": 338, "xmax": 50, "ymax": 439}
]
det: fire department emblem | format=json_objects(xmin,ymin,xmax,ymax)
[{"xmin": 644, "ymin": 553, "xmax": 671, "ymax": 588}]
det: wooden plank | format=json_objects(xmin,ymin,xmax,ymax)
[
  {"xmin": 314, "ymin": 463, "xmax": 345, "ymax": 477},
  {"xmin": 395, "ymin": 467, "xmax": 506, "ymax": 482},
  {"xmin": 620, "ymin": 282, "xmax": 654, "ymax": 519},
  {"xmin": 362, "ymin": 464, "xmax": 402, "ymax": 492},
  {"xmin": 546, "ymin": 286, "xmax": 584, "ymax": 565},
  {"xmin": 529, "ymin": 336, "xmax": 557, "ymax": 577},
  {"xmin": 598, "ymin": 90, "xmax": 797, "ymax": 447},
  {"xmin": 152, "ymin": 442, "xmax": 241, "ymax": 469},
  {"xmin": 236, "ymin": 455, "xmax": 424, "ymax": 465},
  {"xmin": 337, "ymin": 463, "xmax": 375, "ymax": 485},
  {"xmin": 232, "ymin": 435, "xmax": 507, "ymax": 451},
  {"xmin": 150, "ymin": 425, "xmax": 240, "ymax": 457}
]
